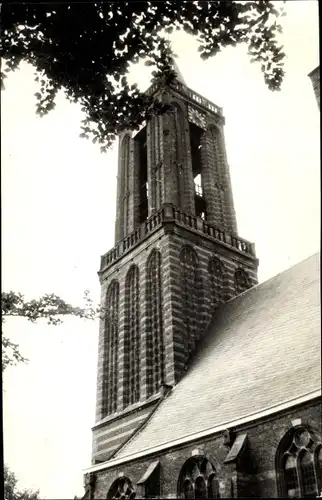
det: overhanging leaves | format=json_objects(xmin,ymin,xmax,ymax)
[{"xmin": 1, "ymin": 1, "xmax": 286, "ymax": 150}]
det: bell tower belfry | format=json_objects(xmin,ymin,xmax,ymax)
[{"xmin": 92, "ymin": 61, "xmax": 259, "ymax": 464}]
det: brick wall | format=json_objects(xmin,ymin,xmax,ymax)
[
  {"xmin": 92, "ymin": 396, "xmax": 160, "ymax": 463},
  {"xmin": 94, "ymin": 219, "xmax": 258, "ymax": 463},
  {"xmin": 90, "ymin": 400, "xmax": 321, "ymax": 498}
]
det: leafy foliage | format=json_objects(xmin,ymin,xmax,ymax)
[
  {"xmin": 1, "ymin": 1, "xmax": 286, "ymax": 150},
  {"xmin": 1, "ymin": 290, "xmax": 99, "ymax": 371},
  {"xmin": 4, "ymin": 464, "xmax": 40, "ymax": 500}
]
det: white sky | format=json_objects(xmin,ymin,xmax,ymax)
[{"xmin": 2, "ymin": 2, "xmax": 320, "ymax": 498}]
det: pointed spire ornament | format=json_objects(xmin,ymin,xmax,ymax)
[{"xmin": 171, "ymin": 57, "xmax": 186, "ymax": 85}]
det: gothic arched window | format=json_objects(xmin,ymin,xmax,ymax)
[
  {"xmin": 178, "ymin": 456, "xmax": 220, "ymax": 499},
  {"xmin": 121, "ymin": 135, "xmax": 131, "ymax": 236},
  {"xmin": 102, "ymin": 280, "xmax": 119, "ymax": 416},
  {"xmin": 180, "ymin": 246, "xmax": 200, "ymax": 360},
  {"xmin": 276, "ymin": 427, "xmax": 322, "ymax": 498},
  {"xmin": 146, "ymin": 249, "xmax": 164, "ymax": 397},
  {"xmin": 123, "ymin": 265, "xmax": 140, "ymax": 408},
  {"xmin": 316, "ymin": 445, "xmax": 322, "ymax": 494},
  {"xmin": 208, "ymin": 257, "xmax": 225, "ymax": 310},
  {"xmin": 107, "ymin": 477, "xmax": 136, "ymax": 500},
  {"xmin": 234, "ymin": 268, "xmax": 250, "ymax": 295}
]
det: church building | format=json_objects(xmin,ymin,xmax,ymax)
[{"xmin": 82, "ymin": 62, "xmax": 321, "ymax": 499}]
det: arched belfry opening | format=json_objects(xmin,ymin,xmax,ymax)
[
  {"xmin": 189, "ymin": 122, "xmax": 207, "ymax": 219},
  {"xmin": 136, "ymin": 126, "xmax": 148, "ymax": 223}
]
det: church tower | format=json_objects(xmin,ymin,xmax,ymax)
[{"xmin": 92, "ymin": 64, "xmax": 259, "ymax": 465}]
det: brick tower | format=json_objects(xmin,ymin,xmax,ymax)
[{"xmin": 92, "ymin": 63, "xmax": 259, "ymax": 465}]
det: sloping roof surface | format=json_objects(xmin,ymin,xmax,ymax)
[{"xmin": 116, "ymin": 253, "xmax": 321, "ymax": 459}]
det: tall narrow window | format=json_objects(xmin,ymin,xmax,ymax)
[
  {"xmin": 277, "ymin": 427, "xmax": 321, "ymax": 498},
  {"xmin": 284, "ymin": 455, "xmax": 300, "ymax": 498},
  {"xmin": 190, "ymin": 122, "xmax": 206, "ymax": 218},
  {"xmin": 121, "ymin": 135, "xmax": 131, "ymax": 237},
  {"xmin": 234, "ymin": 268, "xmax": 250, "ymax": 295},
  {"xmin": 124, "ymin": 265, "xmax": 140, "ymax": 407},
  {"xmin": 316, "ymin": 446, "xmax": 322, "ymax": 494},
  {"xmin": 136, "ymin": 127, "xmax": 148, "ymax": 223},
  {"xmin": 208, "ymin": 258, "xmax": 225, "ymax": 310},
  {"xmin": 178, "ymin": 457, "xmax": 220, "ymax": 499},
  {"xmin": 146, "ymin": 249, "xmax": 164, "ymax": 397},
  {"xmin": 102, "ymin": 280, "xmax": 119, "ymax": 416},
  {"xmin": 208, "ymin": 474, "xmax": 220, "ymax": 499},
  {"xmin": 300, "ymin": 450, "xmax": 317, "ymax": 498},
  {"xmin": 180, "ymin": 246, "xmax": 200, "ymax": 360}
]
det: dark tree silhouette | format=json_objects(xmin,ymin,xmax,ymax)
[
  {"xmin": 1, "ymin": 1, "xmax": 286, "ymax": 150},
  {"xmin": 4, "ymin": 464, "xmax": 40, "ymax": 500}
]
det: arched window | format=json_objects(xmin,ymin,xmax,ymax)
[
  {"xmin": 121, "ymin": 135, "xmax": 131, "ymax": 237},
  {"xmin": 277, "ymin": 427, "xmax": 322, "ymax": 498},
  {"xmin": 234, "ymin": 268, "xmax": 250, "ymax": 295},
  {"xmin": 102, "ymin": 280, "xmax": 119, "ymax": 416},
  {"xmin": 146, "ymin": 249, "xmax": 164, "ymax": 397},
  {"xmin": 208, "ymin": 258, "xmax": 225, "ymax": 310},
  {"xmin": 123, "ymin": 265, "xmax": 140, "ymax": 408},
  {"xmin": 300, "ymin": 449, "xmax": 316, "ymax": 497},
  {"xmin": 180, "ymin": 246, "xmax": 200, "ymax": 360},
  {"xmin": 316, "ymin": 446, "xmax": 322, "ymax": 493},
  {"xmin": 107, "ymin": 477, "xmax": 136, "ymax": 500},
  {"xmin": 178, "ymin": 457, "xmax": 220, "ymax": 499}
]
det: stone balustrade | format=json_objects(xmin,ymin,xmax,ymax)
[
  {"xmin": 100, "ymin": 205, "xmax": 256, "ymax": 271},
  {"xmin": 145, "ymin": 80, "xmax": 222, "ymax": 117}
]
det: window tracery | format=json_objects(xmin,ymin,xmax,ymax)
[
  {"xmin": 146, "ymin": 249, "xmax": 164, "ymax": 397},
  {"xmin": 102, "ymin": 280, "xmax": 119, "ymax": 416},
  {"xmin": 107, "ymin": 477, "xmax": 136, "ymax": 500},
  {"xmin": 178, "ymin": 456, "xmax": 220, "ymax": 499},
  {"xmin": 277, "ymin": 427, "xmax": 322, "ymax": 498},
  {"xmin": 208, "ymin": 257, "xmax": 225, "ymax": 310},
  {"xmin": 180, "ymin": 246, "xmax": 200, "ymax": 359},
  {"xmin": 234, "ymin": 268, "xmax": 250, "ymax": 295},
  {"xmin": 123, "ymin": 265, "xmax": 140, "ymax": 407}
]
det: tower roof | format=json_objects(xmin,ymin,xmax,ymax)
[{"xmin": 172, "ymin": 57, "xmax": 186, "ymax": 85}]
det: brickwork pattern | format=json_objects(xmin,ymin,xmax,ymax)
[
  {"xmin": 114, "ymin": 88, "xmax": 238, "ymax": 242},
  {"xmin": 94, "ymin": 223, "xmax": 257, "ymax": 459},
  {"xmin": 91, "ymin": 401, "xmax": 321, "ymax": 499},
  {"xmin": 98, "ymin": 77, "xmax": 259, "ymax": 471},
  {"xmin": 200, "ymin": 124, "xmax": 237, "ymax": 233},
  {"xmin": 92, "ymin": 398, "xmax": 160, "ymax": 463}
]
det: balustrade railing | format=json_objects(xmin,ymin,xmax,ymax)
[
  {"xmin": 145, "ymin": 80, "xmax": 222, "ymax": 117},
  {"xmin": 100, "ymin": 205, "xmax": 255, "ymax": 270}
]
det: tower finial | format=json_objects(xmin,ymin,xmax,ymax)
[{"xmin": 171, "ymin": 57, "xmax": 186, "ymax": 85}]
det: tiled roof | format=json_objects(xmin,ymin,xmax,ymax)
[{"xmin": 115, "ymin": 253, "xmax": 321, "ymax": 460}]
